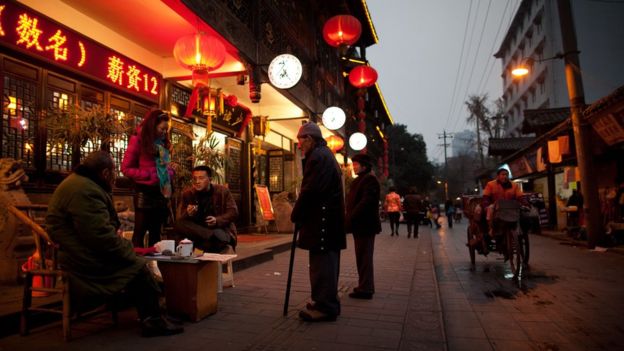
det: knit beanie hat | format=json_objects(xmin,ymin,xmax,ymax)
[{"xmin": 297, "ymin": 122, "xmax": 322, "ymax": 139}]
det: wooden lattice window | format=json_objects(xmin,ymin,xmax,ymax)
[
  {"xmin": 2, "ymin": 74, "xmax": 38, "ymax": 169},
  {"xmin": 45, "ymin": 89, "xmax": 75, "ymax": 172}
]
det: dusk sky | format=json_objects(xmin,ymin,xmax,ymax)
[{"xmin": 366, "ymin": 1, "xmax": 521, "ymax": 163}]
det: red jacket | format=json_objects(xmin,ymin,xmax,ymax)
[{"xmin": 121, "ymin": 135, "xmax": 173, "ymax": 186}]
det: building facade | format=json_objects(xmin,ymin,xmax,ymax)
[
  {"xmin": 495, "ymin": 0, "xmax": 624, "ymax": 137},
  {"xmin": 0, "ymin": 0, "xmax": 393, "ymax": 282}
]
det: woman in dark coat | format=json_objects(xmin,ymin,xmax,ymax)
[{"xmin": 345, "ymin": 154, "xmax": 381, "ymax": 299}]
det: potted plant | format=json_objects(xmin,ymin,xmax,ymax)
[{"xmin": 46, "ymin": 105, "xmax": 130, "ymax": 167}]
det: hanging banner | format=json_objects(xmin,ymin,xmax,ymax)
[
  {"xmin": 254, "ymin": 184, "xmax": 275, "ymax": 221},
  {"xmin": 548, "ymin": 140, "xmax": 562, "ymax": 163}
]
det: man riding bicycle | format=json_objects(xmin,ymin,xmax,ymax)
[{"xmin": 482, "ymin": 168, "xmax": 523, "ymax": 241}]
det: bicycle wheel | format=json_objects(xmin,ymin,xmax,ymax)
[
  {"xmin": 507, "ymin": 229, "xmax": 524, "ymax": 278},
  {"xmin": 519, "ymin": 232, "xmax": 530, "ymax": 267}
]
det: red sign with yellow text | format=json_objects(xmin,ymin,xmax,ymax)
[{"xmin": 0, "ymin": 1, "xmax": 161, "ymax": 101}]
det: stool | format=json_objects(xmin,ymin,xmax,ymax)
[{"xmin": 217, "ymin": 259, "xmax": 234, "ymax": 293}]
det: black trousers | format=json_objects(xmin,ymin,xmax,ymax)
[
  {"xmin": 133, "ymin": 207, "xmax": 169, "ymax": 248},
  {"xmin": 309, "ymin": 250, "xmax": 341, "ymax": 316},
  {"xmin": 353, "ymin": 234, "xmax": 375, "ymax": 294},
  {"xmin": 388, "ymin": 212, "xmax": 401, "ymax": 234},
  {"xmin": 126, "ymin": 266, "xmax": 163, "ymax": 320},
  {"xmin": 173, "ymin": 219, "xmax": 231, "ymax": 253},
  {"xmin": 406, "ymin": 213, "xmax": 423, "ymax": 236}
]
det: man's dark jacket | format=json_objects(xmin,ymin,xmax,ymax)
[
  {"xmin": 45, "ymin": 168, "xmax": 145, "ymax": 305},
  {"xmin": 291, "ymin": 142, "xmax": 346, "ymax": 251},
  {"xmin": 345, "ymin": 172, "xmax": 381, "ymax": 236}
]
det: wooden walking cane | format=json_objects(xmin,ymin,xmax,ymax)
[{"xmin": 283, "ymin": 225, "xmax": 299, "ymax": 316}]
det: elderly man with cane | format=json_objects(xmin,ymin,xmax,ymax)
[{"xmin": 287, "ymin": 122, "xmax": 346, "ymax": 322}]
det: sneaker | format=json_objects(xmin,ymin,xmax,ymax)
[
  {"xmin": 348, "ymin": 291, "xmax": 373, "ymax": 299},
  {"xmin": 141, "ymin": 316, "xmax": 184, "ymax": 337},
  {"xmin": 298, "ymin": 309, "xmax": 337, "ymax": 322}
]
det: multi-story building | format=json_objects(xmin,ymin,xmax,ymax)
[{"xmin": 494, "ymin": 0, "xmax": 624, "ymax": 136}]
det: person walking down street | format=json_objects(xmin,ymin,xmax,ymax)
[
  {"xmin": 384, "ymin": 187, "xmax": 402, "ymax": 236},
  {"xmin": 173, "ymin": 165, "xmax": 238, "ymax": 254},
  {"xmin": 345, "ymin": 154, "xmax": 381, "ymax": 300},
  {"xmin": 291, "ymin": 122, "xmax": 346, "ymax": 322},
  {"xmin": 403, "ymin": 187, "xmax": 423, "ymax": 238},
  {"xmin": 122, "ymin": 110, "xmax": 174, "ymax": 248},
  {"xmin": 46, "ymin": 151, "xmax": 183, "ymax": 337},
  {"xmin": 445, "ymin": 199, "xmax": 455, "ymax": 229}
]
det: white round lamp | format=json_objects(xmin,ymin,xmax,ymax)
[
  {"xmin": 349, "ymin": 132, "xmax": 367, "ymax": 151},
  {"xmin": 321, "ymin": 106, "xmax": 346, "ymax": 130}
]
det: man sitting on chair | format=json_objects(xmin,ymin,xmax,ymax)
[
  {"xmin": 45, "ymin": 151, "xmax": 183, "ymax": 337},
  {"xmin": 173, "ymin": 165, "xmax": 238, "ymax": 254}
]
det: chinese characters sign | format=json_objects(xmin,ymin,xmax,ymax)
[{"xmin": 0, "ymin": 1, "xmax": 161, "ymax": 101}]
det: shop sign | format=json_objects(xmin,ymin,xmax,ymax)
[
  {"xmin": 0, "ymin": 1, "xmax": 161, "ymax": 101},
  {"xmin": 592, "ymin": 113, "xmax": 624, "ymax": 146}
]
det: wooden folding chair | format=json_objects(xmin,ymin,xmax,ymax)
[{"xmin": 10, "ymin": 205, "xmax": 118, "ymax": 341}]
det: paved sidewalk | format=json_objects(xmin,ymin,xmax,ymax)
[{"xmin": 0, "ymin": 225, "xmax": 446, "ymax": 351}]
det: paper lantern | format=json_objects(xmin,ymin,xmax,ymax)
[
  {"xmin": 325, "ymin": 135, "xmax": 345, "ymax": 153},
  {"xmin": 322, "ymin": 15, "xmax": 362, "ymax": 48},
  {"xmin": 349, "ymin": 65, "xmax": 378, "ymax": 89},
  {"xmin": 173, "ymin": 33, "xmax": 226, "ymax": 86}
]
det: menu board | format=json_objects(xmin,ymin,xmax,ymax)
[
  {"xmin": 255, "ymin": 184, "xmax": 275, "ymax": 221},
  {"xmin": 226, "ymin": 138, "xmax": 242, "ymax": 192}
]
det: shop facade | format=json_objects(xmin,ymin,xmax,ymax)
[{"xmin": 1, "ymin": 0, "xmax": 393, "ymax": 234}]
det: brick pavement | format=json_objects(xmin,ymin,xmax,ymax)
[{"xmin": 0, "ymin": 223, "xmax": 446, "ymax": 351}]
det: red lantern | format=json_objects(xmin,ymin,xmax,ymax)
[
  {"xmin": 325, "ymin": 135, "xmax": 345, "ymax": 153},
  {"xmin": 173, "ymin": 33, "xmax": 226, "ymax": 86},
  {"xmin": 225, "ymin": 94, "xmax": 238, "ymax": 107},
  {"xmin": 322, "ymin": 15, "xmax": 362, "ymax": 48},
  {"xmin": 349, "ymin": 65, "xmax": 378, "ymax": 88}
]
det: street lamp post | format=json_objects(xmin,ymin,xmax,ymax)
[
  {"xmin": 511, "ymin": 0, "xmax": 603, "ymax": 248},
  {"xmin": 556, "ymin": 0, "xmax": 603, "ymax": 248}
]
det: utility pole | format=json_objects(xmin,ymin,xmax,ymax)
[
  {"xmin": 438, "ymin": 130, "xmax": 453, "ymax": 200},
  {"xmin": 557, "ymin": 0, "xmax": 603, "ymax": 248},
  {"xmin": 475, "ymin": 117, "xmax": 484, "ymax": 168}
]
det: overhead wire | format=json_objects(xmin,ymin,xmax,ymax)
[
  {"xmin": 446, "ymin": 0, "xmax": 481, "ymax": 132},
  {"xmin": 442, "ymin": 0, "xmax": 474, "ymax": 132},
  {"xmin": 450, "ymin": 0, "xmax": 519, "ymax": 135},
  {"xmin": 449, "ymin": 0, "xmax": 492, "ymax": 134}
]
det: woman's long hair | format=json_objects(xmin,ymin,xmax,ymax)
[{"xmin": 138, "ymin": 109, "xmax": 171, "ymax": 156}]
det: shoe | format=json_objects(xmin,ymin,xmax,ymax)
[
  {"xmin": 141, "ymin": 316, "xmax": 184, "ymax": 337},
  {"xmin": 348, "ymin": 291, "xmax": 373, "ymax": 299},
  {"xmin": 298, "ymin": 309, "xmax": 337, "ymax": 322}
]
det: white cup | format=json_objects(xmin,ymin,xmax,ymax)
[
  {"xmin": 176, "ymin": 239, "xmax": 193, "ymax": 257},
  {"xmin": 155, "ymin": 240, "xmax": 175, "ymax": 253}
]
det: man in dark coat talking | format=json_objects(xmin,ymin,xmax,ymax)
[
  {"xmin": 291, "ymin": 122, "xmax": 346, "ymax": 322},
  {"xmin": 345, "ymin": 153, "xmax": 381, "ymax": 299}
]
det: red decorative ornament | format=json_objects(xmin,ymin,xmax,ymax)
[
  {"xmin": 349, "ymin": 65, "xmax": 378, "ymax": 88},
  {"xmin": 225, "ymin": 94, "xmax": 238, "ymax": 107},
  {"xmin": 173, "ymin": 33, "xmax": 226, "ymax": 87},
  {"xmin": 325, "ymin": 135, "xmax": 345, "ymax": 153},
  {"xmin": 322, "ymin": 15, "xmax": 362, "ymax": 48}
]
